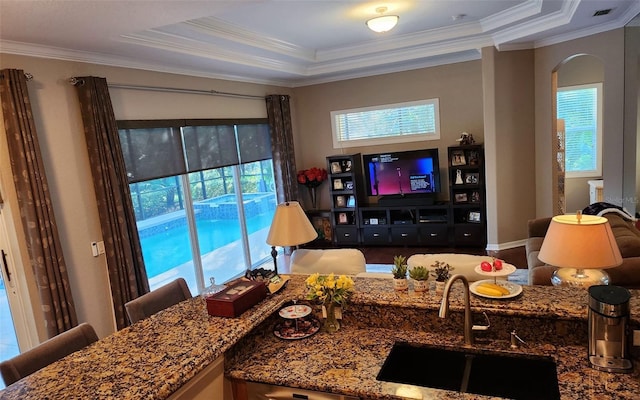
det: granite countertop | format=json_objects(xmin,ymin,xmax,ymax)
[{"xmin": 1, "ymin": 275, "xmax": 638, "ymax": 399}]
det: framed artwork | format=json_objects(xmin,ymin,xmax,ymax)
[
  {"xmin": 464, "ymin": 172, "xmax": 479, "ymax": 184},
  {"xmin": 342, "ymin": 160, "xmax": 352, "ymax": 172},
  {"xmin": 451, "ymin": 150, "xmax": 466, "ymax": 166},
  {"xmin": 468, "ymin": 211, "xmax": 481, "ymax": 223},
  {"xmin": 333, "ymin": 179, "xmax": 344, "ymax": 190},
  {"xmin": 467, "ymin": 150, "xmax": 480, "ymax": 166},
  {"xmin": 335, "ymin": 195, "xmax": 346, "ymax": 207},
  {"xmin": 311, "ymin": 215, "xmax": 333, "ymax": 242},
  {"xmin": 330, "ymin": 161, "xmax": 342, "ymax": 174},
  {"xmin": 454, "ymin": 193, "xmax": 468, "ymax": 203},
  {"xmin": 344, "ymin": 181, "xmax": 354, "ymax": 190},
  {"xmin": 338, "ymin": 212, "xmax": 348, "ymax": 224},
  {"xmin": 471, "ymin": 191, "xmax": 480, "ymax": 203}
]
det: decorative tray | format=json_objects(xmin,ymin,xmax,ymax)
[
  {"xmin": 278, "ymin": 304, "xmax": 312, "ymax": 319},
  {"xmin": 273, "ymin": 316, "xmax": 320, "ymax": 340},
  {"xmin": 470, "ymin": 279, "xmax": 522, "ymax": 299},
  {"xmin": 474, "ymin": 263, "xmax": 516, "ymax": 277}
]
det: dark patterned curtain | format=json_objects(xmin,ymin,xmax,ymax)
[
  {"xmin": 73, "ymin": 76, "xmax": 149, "ymax": 330},
  {"xmin": 265, "ymin": 95, "xmax": 297, "ymax": 202},
  {"xmin": 0, "ymin": 69, "xmax": 78, "ymax": 337}
]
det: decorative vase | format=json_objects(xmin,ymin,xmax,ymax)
[
  {"xmin": 435, "ymin": 280, "xmax": 446, "ymax": 295},
  {"xmin": 323, "ymin": 301, "xmax": 340, "ymax": 333},
  {"xmin": 308, "ymin": 186, "xmax": 318, "ymax": 209},
  {"xmin": 413, "ymin": 279, "xmax": 429, "ymax": 292},
  {"xmin": 393, "ymin": 278, "xmax": 408, "ymax": 291}
]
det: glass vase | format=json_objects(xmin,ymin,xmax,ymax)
[
  {"xmin": 308, "ymin": 186, "xmax": 318, "ymax": 209},
  {"xmin": 323, "ymin": 302, "xmax": 340, "ymax": 333}
]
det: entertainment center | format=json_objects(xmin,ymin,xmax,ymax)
[{"xmin": 325, "ymin": 144, "xmax": 486, "ymax": 247}]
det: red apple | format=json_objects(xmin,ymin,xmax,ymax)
[
  {"xmin": 481, "ymin": 261, "xmax": 493, "ymax": 272},
  {"xmin": 493, "ymin": 259, "xmax": 503, "ymax": 270}
]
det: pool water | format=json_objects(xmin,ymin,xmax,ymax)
[{"xmin": 140, "ymin": 213, "xmax": 273, "ymax": 278}]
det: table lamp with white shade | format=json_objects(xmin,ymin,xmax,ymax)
[
  {"xmin": 266, "ymin": 201, "xmax": 318, "ymax": 275},
  {"xmin": 538, "ymin": 212, "xmax": 622, "ymax": 288}
]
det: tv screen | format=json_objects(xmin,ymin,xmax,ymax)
[{"xmin": 363, "ymin": 149, "xmax": 440, "ymax": 197}]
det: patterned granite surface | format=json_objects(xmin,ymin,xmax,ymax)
[{"xmin": 1, "ymin": 276, "xmax": 639, "ymax": 399}]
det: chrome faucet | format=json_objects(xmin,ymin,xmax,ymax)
[{"xmin": 438, "ymin": 274, "xmax": 475, "ymax": 346}]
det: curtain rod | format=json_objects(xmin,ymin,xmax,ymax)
[{"xmin": 68, "ymin": 78, "xmax": 264, "ymax": 100}]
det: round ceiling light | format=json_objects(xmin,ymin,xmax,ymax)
[{"xmin": 366, "ymin": 7, "xmax": 399, "ymax": 33}]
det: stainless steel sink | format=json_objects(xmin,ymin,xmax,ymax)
[{"xmin": 376, "ymin": 342, "xmax": 560, "ymax": 400}]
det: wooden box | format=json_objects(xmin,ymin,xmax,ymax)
[{"xmin": 205, "ymin": 280, "xmax": 267, "ymax": 317}]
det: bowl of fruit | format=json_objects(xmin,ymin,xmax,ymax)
[{"xmin": 475, "ymin": 258, "xmax": 516, "ymax": 277}]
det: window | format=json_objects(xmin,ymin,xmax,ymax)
[
  {"xmin": 118, "ymin": 119, "xmax": 276, "ymax": 294},
  {"xmin": 330, "ymin": 99, "xmax": 440, "ymax": 148},
  {"xmin": 557, "ymin": 83, "xmax": 602, "ymax": 178}
]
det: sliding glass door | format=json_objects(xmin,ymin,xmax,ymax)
[{"xmin": 120, "ymin": 120, "xmax": 276, "ymax": 294}]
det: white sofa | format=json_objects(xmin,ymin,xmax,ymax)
[
  {"xmin": 407, "ymin": 253, "xmax": 496, "ymax": 282},
  {"xmin": 289, "ymin": 249, "xmax": 367, "ymax": 276}
]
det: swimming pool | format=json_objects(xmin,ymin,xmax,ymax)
[{"xmin": 139, "ymin": 195, "xmax": 276, "ymax": 279}]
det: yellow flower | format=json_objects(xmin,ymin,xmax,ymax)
[{"xmin": 305, "ymin": 273, "xmax": 355, "ymax": 306}]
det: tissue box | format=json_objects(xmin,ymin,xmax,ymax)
[{"xmin": 205, "ymin": 280, "xmax": 267, "ymax": 317}]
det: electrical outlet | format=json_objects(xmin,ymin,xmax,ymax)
[
  {"xmin": 96, "ymin": 241, "xmax": 105, "ymax": 255},
  {"xmin": 633, "ymin": 330, "xmax": 640, "ymax": 346}
]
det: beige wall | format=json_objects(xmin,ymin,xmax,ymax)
[
  {"xmin": 0, "ymin": 54, "xmax": 289, "ymax": 339},
  {"xmin": 534, "ymin": 29, "xmax": 625, "ymax": 217},
  {"xmin": 482, "ymin": 48, "xmax": 536, "ymax": 248},
  {"xmin": 292, "ymin": 61, "xmax": 485, "ymax": 210}
]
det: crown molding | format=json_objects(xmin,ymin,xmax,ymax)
[{"xmin": 480, "ymin": 0, "xmax": 544, "ymax": 32}]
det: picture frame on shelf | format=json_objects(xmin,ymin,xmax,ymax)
[
  {"xmin": 333, "ymin": 179, "xmax": 344, "ymax": 190},
  {"xmin": 467, "ymin": 150, "xmax": 479, "ymax": 166},
  {"xmin": 471, "ymin": 191, "xmax": 480, "ymax": 203},
  {"xmin": 468, "ymin": 211, "xmax": 481, "ymax": 223},
  {"xmin": 335, "ymin": 195, "xmax": 346, "ymax": 207},
  {"xmin": 338, "ymin": 212, "xmax": 348, "ymax": 224},
  {"xmin": 451, "ymin": 150, "xmax": 466, "ymax": 166},
  {"xmin": 344, "ymin": 181, "xmax": 354, "ymax": 190},
  {"xmin": 342, "ymin": 159, "xmax": 352, "ymax": 172},
  {"xmin": 346, "ymin": 195, "xmax": 355, "ymax": 207},
  {"xmin": 312, "ymin": 216, "xmax": 333, "ymax": 241},
  {"xmin": 330, "ymin": 161, "xmax": 342, "ymax": 174},
  {"xmin": 454, "ymin": 192, "xmax": 468, "ymax": 203},
  {"xmin": 464, "ymin": 172, "xmax": 479, "ymax": 184}
]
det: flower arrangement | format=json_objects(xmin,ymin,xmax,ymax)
[
  {"xmin": 297, "ymin": 167, "xmax": 328, "ymax": 188},
  {"xmin": 305, "ymin": 273, "xmax": 355, "ymax": 306}
]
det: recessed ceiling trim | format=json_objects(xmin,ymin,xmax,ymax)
[
  {"xmin": 0, "ymin": 39, "xmax": 293, "ymax": 87},
  {"xmin": 318, "ymin": 21, "xmax": 483, "ymax": 61},
  {"xmin": 491, "ymin": 0, "xmax": 580, "ymax": 46},
  {"xmin": 121, "ymin": 30, "xmax": 306, "ymax": 75},
  {"xmin": 307, "ymin": 36, "xmax": 493, "ymax": 76},
  {"xmin": 182, "ymin": 17, "xmax": 316, "ymax": 62},
  {"xmin": 480, "ymin": 0, "xmax": 544, "ymax": 32}
]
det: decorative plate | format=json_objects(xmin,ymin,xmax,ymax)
[
  {"xmin": 470, "ymin": 279, "xmax": 522, "ymax": 299},
  {"xmin": 278, "ymin": 304, "xmax": 312, "ymax": 319},
  {"xmin": 273, "ymin": 316, "xmax": 320, "ymax": 340},
  {"xmin": 474, "ymin": 262, "xmax": 517, "ymax": 277}
]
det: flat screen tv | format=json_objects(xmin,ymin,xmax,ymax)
[{"xmin": 362, "ymin": 148, "xmax": 441, "ymax": 197}]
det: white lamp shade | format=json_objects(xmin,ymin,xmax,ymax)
[
  {"xmin": 366, "ymin": 15, "xmax": 399, "ymax": 33},
  {"xmin": 538, "ymin": 214, "xmax": 622, "ymax": 270},
  {"xmin": 266, "ymin": 201, "xmax": 318, "ymax": 247}
]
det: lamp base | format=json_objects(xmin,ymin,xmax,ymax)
[{"xmin": 551, "ymin": 268, "xmax": 609, "ymax": 288}]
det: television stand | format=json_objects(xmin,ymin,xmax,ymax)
[{"xmin": 378, "ymin": 194, "xmax": 434, "ymax": 206}]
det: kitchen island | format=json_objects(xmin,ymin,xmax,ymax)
[{"xmin": 1, "ymin": 275, "xmax": 638, "ymax": 399}]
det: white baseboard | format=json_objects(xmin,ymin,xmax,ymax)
[{"xmin": 486, "ymin": 239, "xmax": 527, "ymax": 252}]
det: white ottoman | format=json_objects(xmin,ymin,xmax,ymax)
[
  {"xmin": 407, "ymin": 253, "xmax": 496, "ymax": 282},
  {"xmin": 290, "ymin": 249, "xmax": 366, "ymax": 276}
]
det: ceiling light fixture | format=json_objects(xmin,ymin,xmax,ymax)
[{"xmin": 366, "ymin": 6, "xmax": 399, "ymax": 33}]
